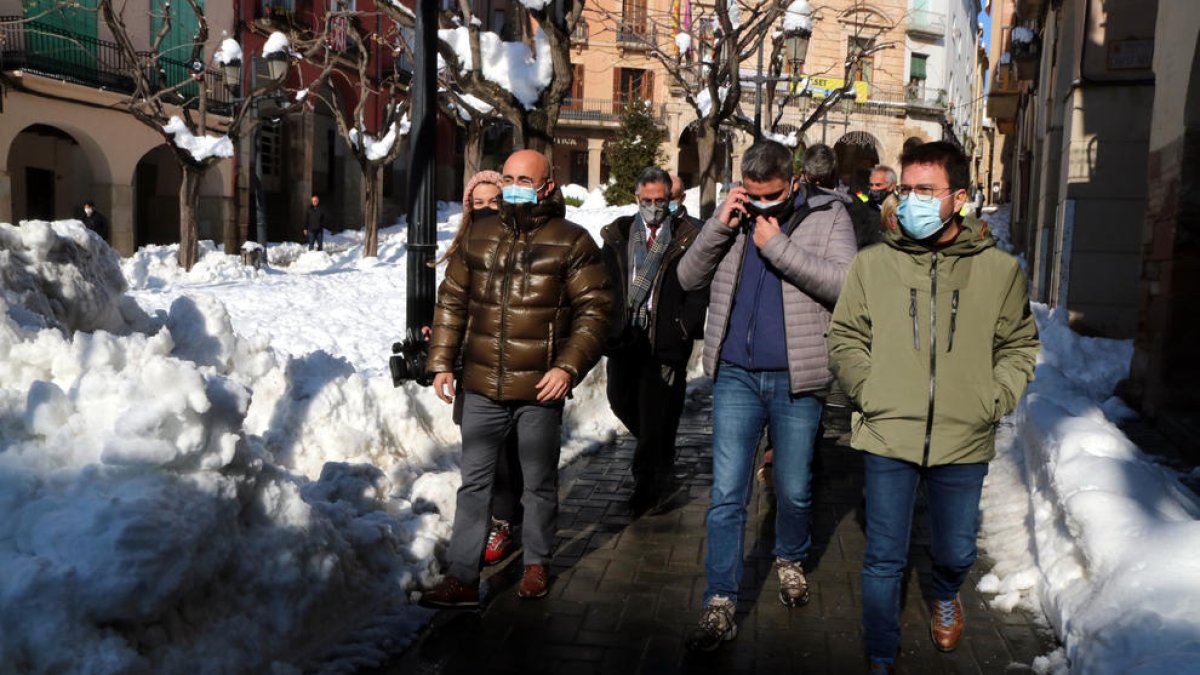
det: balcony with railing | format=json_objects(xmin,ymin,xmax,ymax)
[
  {"xmin": 1, "ymin": 17, "xmax": 232, "ymax": 114},
  {"xmin": 559, "ymin": 97, "xmax": 667, "ymax": 127},
  {"xmin": 616, "ymin": 9, "xmax": 655, "ymax": 49},
  {"xmin": 907, "ymin": 8, "xmax": 945, "ymax": 40},
  {"xmin": 987, "ymin": 60, "xmax": 1020, "ymax": 124}
]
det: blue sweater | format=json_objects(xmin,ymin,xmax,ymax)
[{"xmin": 719, "ymin": 223, "xmax": 789, "ymax": 371}]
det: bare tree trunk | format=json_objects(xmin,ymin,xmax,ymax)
[
  {"xmin": 463, "ymin": 121, "xmax": 483, "ymax": 186},
  {"xmin": 179, "ymin": 164, "xmax": 204, "ymax": 270},
  {"xmin": 696, "ymin": 125, "xmax": 720, "ymax": 220},
  {"xmin": 363, "ymin": 163, "xmax": 382, "ymax": 258}
]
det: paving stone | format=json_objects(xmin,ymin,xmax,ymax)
[{"xmin": 372, "ymin": 391, "xmax": 1059, "ymax": 675}]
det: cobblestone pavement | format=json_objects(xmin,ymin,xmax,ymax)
[{"xmin": 375, "ymin": 394, "xmax": 1057, "ymax": 675}]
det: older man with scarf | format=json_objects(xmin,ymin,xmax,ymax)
[{"xmin": 601, "ymin": 167, "xmax": 709, "ymax": 511}]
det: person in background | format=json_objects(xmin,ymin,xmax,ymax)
[
  {"xmin": 429, "ymin": 170, "xmax": 524, "ymax": 567},
  {"xmin": 421, "ymin": 150, "xmax": 612, "ymax": 607},
  {"xmin": 304, "ymin": 194, "xmax": 326, "ymax": 252},
  {"xmin": 677, "ymin": 140, "xmax": 856, "ymax": 651},
  {"xmin": 867, "ymin": 165, "xmax": 898, "ymax": 208},
  {"xmin": 601, "ymin": 167, "xmax": 709, "ymax": 511},
  {"xmin": 81, "ymin": 200, "xmax": 109, "ymax": 242},
  {"xmin": 669, "ymin": 175, "xmax": 703, "ymax": 230},
  {"xmin": 827, "ymin": 141, "xmax": 1039, "ymax": 674}
]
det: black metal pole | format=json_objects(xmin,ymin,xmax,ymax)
[
  {"xmin": 405, "ymin": 0, "xmax": 438, "ymax": 338},
  {"xmin": 754, "ymin": 39, "xmax": 764, "ymax": 139},
  {"xmin": 251, "ymin": 58, "xmax": 268, "ymax": 259}
]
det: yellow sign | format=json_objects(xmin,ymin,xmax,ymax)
[{"xmin": 793, "ymin": 76, "xmax": 870, "ymax": 104}]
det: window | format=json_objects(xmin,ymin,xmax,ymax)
[
  {"xmin": 619, "ymin": 0, "xmax": 648, "ymax": 41},
  {"xmin": 615, "ymin": 67, "xmax": 654, "ymax": 105},
  {"xmin": 850, "ymin": 37, "xmax": 875, "ymax": 84},
  {"xmin": 908, "ymin": 52, "xmax": 928, "ymax": 99},
  {"xmin": 260, "ymin": 122, "xmax": 282, "ymax": 178},
  {"xmin": 565, "ymin": 64, "xmax": 585, "ymax": 110},
  {"xmin": 491, "ymin": 9, "xmax": 504, "ymax": 34}
]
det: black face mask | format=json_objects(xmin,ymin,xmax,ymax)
[
  {"xmin": 745, "ymin": 185, "xmax": 796, "ymax": 222},
  {"xmin": 472, "ymin": 207, "xmax": 498, "ymax": 220},
  {"xmin": 867, "ymin": 189, "xmax": 889, "ymax": 205}
]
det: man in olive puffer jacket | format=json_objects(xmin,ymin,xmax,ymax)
[
  {"xmin": 421, "ymin": 150, "xmax": 612, "ymax": 608},
  {"xmin": 827, "ymin": 141, "xmax": 1039, "ymax": 673}
]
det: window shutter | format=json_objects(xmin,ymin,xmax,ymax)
[
  {"xmin": 911, "ymin": 54, "xmax": 927, "ymax": 80},
  {"xmin": 643, "ymin": 70, "xmax": 655, "ymax": 105}
]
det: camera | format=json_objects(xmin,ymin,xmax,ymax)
[{"xmin": 390, "ymin": 335, "xmax": 433, "ymax": 387}]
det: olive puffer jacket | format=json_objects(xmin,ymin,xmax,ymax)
[
  {"xmin": 428, "ymin": 191, "xmax": 613, "ymax": 401},
  {"xmin": 827, "ymin": 215, "xmax": 1040, "ymax": 466}
]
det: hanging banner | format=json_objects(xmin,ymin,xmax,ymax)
[{"xmin": 792, "ymin": 76, "xmax": 870, "ymax": 103}]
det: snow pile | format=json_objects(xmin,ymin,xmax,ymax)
[
  {"xmin": 783, "ymin": 0, "xmax": 813, "ymax": 34},
  {"xmin": 977, "ymin": 304, "xmax": 1200, "ymax": 673},
  {"xmin": 763, "ymin": 128, "xmax": 799, "ymax": 147},
  {"xmin": 262, "ymin": 31, "xmax": 291, "ymax": 56},
  {"xmin": 213, "ymin": 38, "xmax": 243, "ymax": 65},
  {"xmin": 695, "ymin": 85, "xmax": 730, "ymax": 117},
  {"xmin": 727, "ymin": 0, "xmax": 742, "ymax": 28},
  {"xmin": 675, "ymin": 31, "xmax": 693, "ymax": 53},
  {"xmin": 162, "ymin": 116, "xmax": 235, "ymax": 163},
  {"xmin": 0, "ymin": 221, "xmax": 447, "ymax": 672},
  {"xmin": 438, "ymin": 27, "xmax": 553, "ymax": 109},
  {"xmin": 0, "ymin": 220, "xmax": 129, "ymax": 334},
  {"xmin": 517, "ymin": 0, "xmax": 551, "ymax": 9},
  {"xmin": 350, "ymin": 118, "xmax": 409, "ymax": 162}
]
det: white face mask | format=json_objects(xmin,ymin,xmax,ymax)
[{"xmin": 84, "ymin": 207, "xmax": 93, "ymax": 216}]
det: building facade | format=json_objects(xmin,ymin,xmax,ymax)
[
  {"xmin": 0, "ymin": 0, "xmax": 237, "ymax": 253},
  {"xmin": 987, "ymin": 0, "xmax": 1200, "ymax": 431}
]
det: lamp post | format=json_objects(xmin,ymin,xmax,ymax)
[
  {"xmin": 223, "ymin": 50, "xmax": 287, "ymax": 264},
  {"xmin": 752, "ymin": 25, "xmax": 811, "ymax": 139}
]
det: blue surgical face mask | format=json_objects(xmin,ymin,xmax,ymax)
[
  {"xmin": 502, "ymin": 185, "xmax": 539, "ymax": 205},
  {"xmin": 896, "ymin": 193, "xmax": 953, "ymax": 240},
  {"xmin": 668, "ymin": 201, "xmax": 680, "ymax": 214}
]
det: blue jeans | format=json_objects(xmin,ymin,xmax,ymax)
[
  {"xmin": 861, "ymin": 453, "xmax": 989, "ymax": 660},
  {"xmin": 703, "ymin": 363, "xmax": 822, "ymax": 604}
]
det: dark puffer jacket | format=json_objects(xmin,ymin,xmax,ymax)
[{"xmin": 428, "ymin": 191, "xmax": 613, "ymax": 401}]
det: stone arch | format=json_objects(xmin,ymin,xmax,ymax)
[
  {"xmin": 834, "ymin": 130, "xmax": 881, "ymax": 191},
  {"xmin": 5, "ymin": 123, "xmax": 102, "ymax": 224},
  {"xmin": 133, "ymin": 145, "xmax": 182, "ymax": 247},
  {"xmin": 676, "ymin": 123, "xmax": 731, "ymax": 190}
]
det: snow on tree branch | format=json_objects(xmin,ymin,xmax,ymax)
[{"xmin": 437, "ymin": 26, "xmax": 553, "ymax": 110}]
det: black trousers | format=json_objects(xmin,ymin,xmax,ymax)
[{"xmin": 606, "ymin": 338, "xmax": 688, "ymax": 490}]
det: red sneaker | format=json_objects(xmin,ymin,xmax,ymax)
[{"xmin": 483, "ymin": 518, "xmax": 516, "ymax": 566}]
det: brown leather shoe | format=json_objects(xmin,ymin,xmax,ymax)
[
  {"xmin": 517, "ymin": 564, "xmax": 550, "ymax": 599},
  {"xmin": 930, "ymin": 596, "xmax": 965, "ymax": 651},
  {"xmin": 418, "ymin": 575, "xmax": 479, "ymax": 609}
]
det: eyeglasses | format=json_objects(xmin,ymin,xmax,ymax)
[
  {"xmin": 896, "ymin": 185, "xmax": 955, "ymax": 202},
  {"xmin": 500, "ymin": 175, "xmax": 547, "ymax": 189},
  {"xmin": 638, "ymin": 198, "xmax": 668, "ymax": 208}
]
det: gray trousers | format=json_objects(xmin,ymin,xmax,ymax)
[{"xmin": 446, "ymin": 391, "xmax": 564, "ymax": 584}]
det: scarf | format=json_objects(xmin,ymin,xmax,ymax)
[{"xmin": 627, "ymin": 213, "xmax": 672, "ymax": 330}]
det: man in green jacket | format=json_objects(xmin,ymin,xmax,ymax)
[{"xmin": 827, "ymin": 142, "xmax": 1039, "ymax": 674}]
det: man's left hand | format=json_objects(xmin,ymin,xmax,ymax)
[
  {"xmin": 535, "ymin": 367, "xmax": 572, "ymax": 402},
  {"xmin": 752, "ymin": 216, "xmax": 782, "ymax": 249}
]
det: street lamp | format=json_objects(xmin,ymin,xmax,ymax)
[
  {"xmin": 223, "ymin": 50, "xmax": 288, "ymax": 267},
  {"xmin": 787, "ymin": 28, "xmax": 811, "ymax": 74}
]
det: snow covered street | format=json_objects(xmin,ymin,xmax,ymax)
[{"xmin": 0, "ymin": 198, "xmax": 1197, "ymax": 673}]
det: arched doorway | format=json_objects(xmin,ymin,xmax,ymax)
[
  {"xmin": 676, "ymin": 125, "xmax": 730, "ymax": 190},
  {"xmin": 834, "ymin": 131, "xmax": 880, "ymax": 192},
  {"xmin": 133, "ymin": 145, "xmax": 182, "ymax": 247},
  {"xmin": 6, "ymin": 124, "xmax": 95, "ymax": 223}
]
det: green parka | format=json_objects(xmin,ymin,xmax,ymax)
[{"xmin": 827, "ymin": 216, "xmax": 1039, "ymax": 466}]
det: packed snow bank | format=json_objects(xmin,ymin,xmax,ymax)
[
  {"xmin": 978, "ymin": 304, "xmax": 1200, "ymax": 674},
  {"xmin": 0, "ymin": 221, "xmax": 445, "ymax": 673}
]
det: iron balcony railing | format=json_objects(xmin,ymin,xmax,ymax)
[
  {"xmin": 0, "ymin": 17, "xmax": 232, "ymax": 114},
  {"xmin": 559, "ymin": 97, "xmax": 667, "ymax": 125}
]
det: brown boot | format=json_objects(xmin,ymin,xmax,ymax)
[
  {"xmin": 517, "ymin": 564, "xmax": 550, "ymax": 599},
  {"xmin": 930, "ymin": 596, "xmax": 964, "ymax": 651},
  {"xmin": 418, "ymin": 575, "xmax": 479, "ymax": 609}
]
